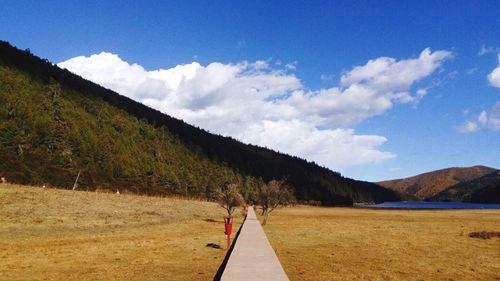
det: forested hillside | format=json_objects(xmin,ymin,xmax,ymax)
[
  {"xmin": 430, "ymin": 171, "xmax": 500, "ymax": 203},
  {"xmin": 378, "ymin": 166, "xmax": 495, "ymax": 199},
  {"xmin": 0, "ymin": 40, "xmax": 401, "ymax": 205}
]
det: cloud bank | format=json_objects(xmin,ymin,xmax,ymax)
[{"xmin": 58, "ymin": 48, "xmax": 451, "ymax": 170}]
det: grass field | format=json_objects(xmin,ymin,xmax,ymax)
[
  {"xmin": 0, "ymin": 183, "xmax": 242, "ymax": 281},
  {"xmin": 4, "ymin": 183, "xmax": 500, "ymax": 281},
  {"xmin": 263, "ymin": 206, "xmax": 500, "ymax": 281}
]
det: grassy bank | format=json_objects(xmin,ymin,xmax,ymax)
[
  {"xmin": 263, "ymin": 206, "xmax": 500, "ymax": 281},
  {"xmin": 0, "ymin": 183, "xmax": 242, "ymax": 280}
]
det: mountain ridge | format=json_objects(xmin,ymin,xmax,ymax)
[
  {"xmin": 378, "ymin": 165, "xmax": 497, "ymax": 200},
  {"xmin": 0, "ymin": 40, "xmax": 402, "ymax": 205}
]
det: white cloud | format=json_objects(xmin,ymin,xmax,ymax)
[
  {"xmin": 283, "ymin": 48, "xmax": 451, "ymax": 127},
  {"xmin": 460, "ymin": 55, "xmax": 500, "ymax": 133},
  {"xmin": 340, "ymin": 49, "xmax": 452, "ymax": 91},
  {"xmin": 240, "ymin": 120, "xmax": 395, "ymax": 170},
  {"xmin": 320, "ymin": 74, "xmax": 334, "ymax": 81},
  {"xmin": 478, "ymin": 44, "xmax": 500, "ymax": 56},
  {"xmin": 458, "ymin": 102, "xmax": 500, "ymax": 133},
  {"xmin": 416, "ymin": 88, "xmax": 427, "ymax": 98},
  {"xmin": 466, "ymin": 67, "xmax": 478, "ymax": 75},
  {"xmin": 488, "ymin": 54, "xmax": 500, "ymax": 88},
  {"xmin": 285, "ymin": 61, "xmax": 297, "ymax": 70},
  {"xmin": 58, "ymin": 48, "xmax": 451, "ymax": 170},
  {"xmin": 457, "ymin": 120, "xmax": 479, "ymax": 133}
]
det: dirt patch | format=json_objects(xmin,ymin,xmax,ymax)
[
  {"xmin": 206, "ymin": 243, "xmax": 222, "ymax": 249},
  {"xmin": 469, "ymin": 231, "xmax": 500, "ymax": 239}
]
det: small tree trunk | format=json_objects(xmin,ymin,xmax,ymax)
[
  {"xmin": 72, "ymin": 170, "xmax": 81, "ymax": 191},
  {"xmin": 262, "ymin": 209, "xmax": 269, "ymax": 225}
]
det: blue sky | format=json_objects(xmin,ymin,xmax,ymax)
[{"xmin": 1, "ymin": 0, "xmax": 499, "ymax": 181}]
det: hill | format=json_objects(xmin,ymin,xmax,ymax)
[
  {"xmin": 378, "ymin": 166, "xmax": 496, "ymax": 199},
  {"xmin": 0, "ymin": 40, "xmax": 401, "ymax": 205},
  {"xmin": 430, "ymin": 171, "xmax": 500, "ymax": 203}
]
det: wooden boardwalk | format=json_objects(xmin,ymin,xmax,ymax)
[{"xmin": 221, "ymin": 207, "xmax": 289, "ymax": 281}]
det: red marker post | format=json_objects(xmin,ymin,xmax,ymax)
[
  {"xmin": 243, "ymin": 203, "xmax": 248, "ymax": 216},
  {"xmin": 224, "ymin": 215, "xmax": 233, "ymax": 248}
]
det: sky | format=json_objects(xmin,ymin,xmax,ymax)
[{"xmin": 1, "ymin": 0, "xmax": 499, "ymax": 181}]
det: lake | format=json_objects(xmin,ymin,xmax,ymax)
[{"xmin": 363, "ymin": 201, "xmax": 500, "ymax": 209}]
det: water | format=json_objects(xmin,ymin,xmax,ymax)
[{"xmin": 364, "ymin": 201, "xmax": 500, "ymax": 209}]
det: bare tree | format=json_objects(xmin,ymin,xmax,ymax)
[
  {"xmin": 216, "ymin": 183, "xmax": 244, "ymax": 216},
  {"xmin": 259, "ymin": 180, "xmax": 295, "ymax": 225}
]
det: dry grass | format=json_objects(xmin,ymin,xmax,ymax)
[
  {"xmin": 0, "ymin": 183, "xmax": 243, "ymax": 281},
  {"xmin": 263, "ymin": 206, "xmax": 500, "ymax": 281}
]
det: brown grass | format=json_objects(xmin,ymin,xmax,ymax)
[
  {"xmin": 0, "ymin": 183, "xmax": 242, "ymax": 281},
  {"xmin": 263, "ymin": 206, "xmax": 500, "ymax": 281}
]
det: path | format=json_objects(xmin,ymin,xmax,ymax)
[{"xmin": 221, "ymin": 207, "xmax": 289, "ymax": 281}]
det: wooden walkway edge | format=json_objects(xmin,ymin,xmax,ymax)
[{"xmin": 220, "ymin": 207, "xmax": 290, "ymax": 281}]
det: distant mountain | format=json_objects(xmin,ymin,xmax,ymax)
[
  {"xmin": 378, "ymin": 166, "xmax": 497, "ymax": 199},
  {"xmin": 0, "ymin": 40, "xmax": 402, "ymax": 205},
  {"xmin": 430, "ymin": 171, "xmax": 500, "ymax": 203}
]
